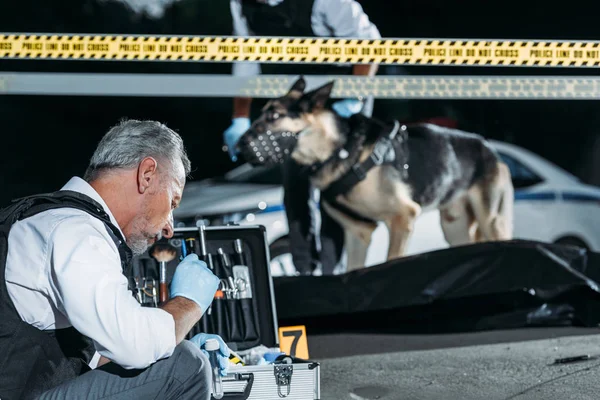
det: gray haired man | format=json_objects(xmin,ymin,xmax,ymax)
[{"xmin": 0, "ymin": 119, "xmax": 229, "ymax": 399}]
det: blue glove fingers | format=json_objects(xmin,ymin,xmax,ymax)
[
  {"xmin": 200, "ymin": 350, "xmax": 227, "ymax": 376},
  {"xmin": 191, "ymin": 334, "xmax": 230, "ymax": 376},
  {"xmin": 202, "ymin": 348, "xmax": 228, "ymax": 376},
  {"xmin": 218, "ymin": 355, "xmax": 229, "ymax": 376},
  {"xmin": 190, "ymin": 334, "xmax": 230, "ymax": 357},
  {"xmin": 183, "ymin": 253, "xmax": 198, "ymax": 262},
  {"xmin": 224, "ymin": 128, "xmax": 241, "ymax": 161},
  {"xmin": 223, "ymin": 117, "xmax": 251, "ymax": 162},
  {"xmin": 332, "ymin": 99, "xmax": 364, "ymax": 118},
  {"xmin": 212, "ymin": 335, "xmax": 230, "ymax": 358},
  {"xmin": 169, "ymin": 255, "xmax": 219, "ymax": 313}
]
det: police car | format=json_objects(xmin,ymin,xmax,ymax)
[{"xmin": 174, "ymin": 140, "xmax": 600, "ymax": 276}]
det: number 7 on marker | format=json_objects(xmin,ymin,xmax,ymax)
[{"xmin": 278, "ymin": 325, "xmax": 309, "ymax": 359}]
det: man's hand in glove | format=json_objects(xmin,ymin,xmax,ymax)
[
  {"xmin": 189, "ymin": 333, "xmax": 231, "ymax": 376},
  {"xmin": 223, "ymin": 117, "xmax": 251, "ymax": 162},
  {"xmin": 169, "ymin": 254, "xmax": 220, "ymax": 316},
  {"xmin": 331, "ymin": 98, "xmax": 365, "ymax": 118}
]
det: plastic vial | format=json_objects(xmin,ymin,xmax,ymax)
[{"xmin": 205, "ymin": 339, "xmax": 224, "ymax": 399}]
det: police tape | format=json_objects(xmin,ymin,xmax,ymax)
[
  {"xmin": 2, "ymin": 34, "xmax": 600, "ymax": 66},
  {"xmin": 2, "ymin": 73, "xmax": 600, "ymax": 99}
]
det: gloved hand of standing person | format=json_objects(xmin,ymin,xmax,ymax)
[
  {"xmin": 223, "ymin": 117, "xmax": 251, "ymax": 162},
  {"xmin": 169, "ymin": 254, "xmax": 219, "ymax": 315},
  {"xmin": 189, "ymin": 333, "xmax": 231, "ymax": 376},
  {"xmin": 331, "ymin": 98, "xmax": 365, "ymax": 118}
]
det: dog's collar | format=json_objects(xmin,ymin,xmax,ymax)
[
  {"xmin": 321, "ymin": 120, "xmax": 407, "ymax": 201},
  {"xmin": 307, "ymin": 128, "xmax": 365, "ymax": 177}
]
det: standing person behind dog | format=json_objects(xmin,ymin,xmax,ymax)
[
  {"xmin": 224, "ymin": 0, "xmax": 381, "ymax": 275},
  {"xmin": 1, "ymin": 119, "xmax": 229, "ymax": 400}
]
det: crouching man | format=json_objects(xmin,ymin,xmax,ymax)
[{"xmin": 0, "ymin": 119, "xmax": 228, "ymax": 400}]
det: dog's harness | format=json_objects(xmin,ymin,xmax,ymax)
[
  {"xmin": 239, "ymin": 113, "xmax": 409, "ymax": 225},
  {"xmin": 313, "ymin": 119, "xmax": 409, "ymax": 225}
]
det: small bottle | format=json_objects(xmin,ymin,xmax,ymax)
[
  {"xmin": 185, "ymin": 237, "xmax": 197, "ymax": 255},
  {"xmin": 205, "ymin": 339, "xmax": 224, "ymax": 399}
]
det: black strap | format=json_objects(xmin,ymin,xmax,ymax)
[
  {"xmin": 318, "ymin": 121, "xmax": 404, "ymax": 226},
  {"xmin": 326, "ymin": 198, "xmax": 379, "ymax": 225},
  {"xmin": 308, "ymin": 133, "xmax": 365, "ymax": 177},
  {"xmin": 322, "ymin": 121, "xmax": 403, "ymax": 200},
  {"xmin": 1, "ymin": 190, "xmax": 133, "ymax": 289}
]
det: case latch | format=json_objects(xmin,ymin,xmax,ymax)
[{"xmin": 274, "ymin": 364, "xmax": 293, "ymax": 398}]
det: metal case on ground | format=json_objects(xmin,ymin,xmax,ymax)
[
  {"xmin": 222, "ymin": 361, "xmax": 320, "ymax": 400},
  {"xmin": 133, "ymin": 224, "xmax": 321, "ymax": 400}
]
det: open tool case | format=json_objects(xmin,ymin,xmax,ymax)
[{"xmin": 132, "ymin": 224, "xmax": 320, "ymax": 400}]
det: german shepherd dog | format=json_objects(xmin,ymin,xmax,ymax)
[{"xmin": 237, "ymin": 77, "xmax": 514, "ymax": 272}]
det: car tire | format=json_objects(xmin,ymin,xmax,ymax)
[
  {"xmin": 554, "ymin": 236, "xmax": 589, "ymax": 251},
  {"xmin": 269, "ymin": 237, "xmax": 297, "ymax": 277}
]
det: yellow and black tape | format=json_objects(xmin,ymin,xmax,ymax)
[{"xmin": 2, "ymin": 34, "xmax": 600, "ymax": 66}]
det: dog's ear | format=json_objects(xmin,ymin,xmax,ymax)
[
  {"xmin": 285, "ymin": 76, "xmax": 306, "ymax": 99},
  {"xmin": 298, "ymin": 81, "xmax": 334, "ymax": 112}
]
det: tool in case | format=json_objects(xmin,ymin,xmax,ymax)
[{"xmin": 132, "ymin": 224, "xmax": 321, "ymax": 399}]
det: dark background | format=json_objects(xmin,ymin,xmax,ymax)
[{"xmin": 1, "ymin": 0, "xmax": 599, "ymax": 206}]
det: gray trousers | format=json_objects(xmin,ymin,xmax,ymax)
[{"xmin": 37, "ymin": 340, "xmax": 212, "ymax": 400}]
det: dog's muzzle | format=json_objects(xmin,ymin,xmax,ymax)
[{"xmin": 237, "ymin": 130, "xmax": 298, "ymax": 166}]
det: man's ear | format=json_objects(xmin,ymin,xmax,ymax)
[
  {"xmin": 285, "ymin": 76, "xmax": 306, "ymax": 99},
  {"xmin": 137, "ymin": 157, "xmax": 159, "ymax": 194},
  {"xmin": 298, "ymin": 81, "xmax": 335, "ymax": 112}
]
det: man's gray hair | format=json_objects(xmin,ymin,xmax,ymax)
[{"xmin": 84, "ymin": 119, "xmax": 191, "ymax": 182}]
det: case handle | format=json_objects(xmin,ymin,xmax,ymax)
[{"xmin": 213, "ymin": 373, "xmax": 254, "ymax": 400}]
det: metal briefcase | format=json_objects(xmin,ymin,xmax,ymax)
[
  {"xmin": 221, "ymin": 361, "xmax": 320, "ymax": 400},
  {"xmin": 132, "ymin": 224, "xmax": 321, "ymax": 400}
]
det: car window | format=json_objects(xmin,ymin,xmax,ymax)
[{"xmin": 497, "ymin": 151, "xmax": 544, "ymax": 189}]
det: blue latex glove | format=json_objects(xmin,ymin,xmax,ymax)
[
  {"xmin": 223, "ymin": 117, "xmax": 251, "ymax": 162},
  {"xmin": 189, "ymin": 333, "xmax": 231, "ymax": 376},
  {"xmin": 169, "ymin": 254, "xmax": 219, "ymax": 315},
  {"xmin": 331, "ymin": 98, "xmax": 365, "ymax": 118}
]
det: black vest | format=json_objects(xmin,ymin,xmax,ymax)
[
  {"xmin": 240, "ymin": 0, "xmax": 352, "ymax": 76},
  {"xmin": 241, "ymin": 0, "xmax": 315, "ymax": 37},
  {"xmin": 0, "ymin": 190, "xmax": 133, "ymax": 400}
]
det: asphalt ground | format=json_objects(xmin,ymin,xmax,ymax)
[{"xmin": 308, "ymin": 327, "xmax": 600, "ymax": 400}]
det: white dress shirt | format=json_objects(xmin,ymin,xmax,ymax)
[
  {"xmin": 230, "ymin": 0, "xmax": 382, "ymax": 76},
  {"xmin": 5, "ymin": 177, "xmax": 176, "ymax": 370}
]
